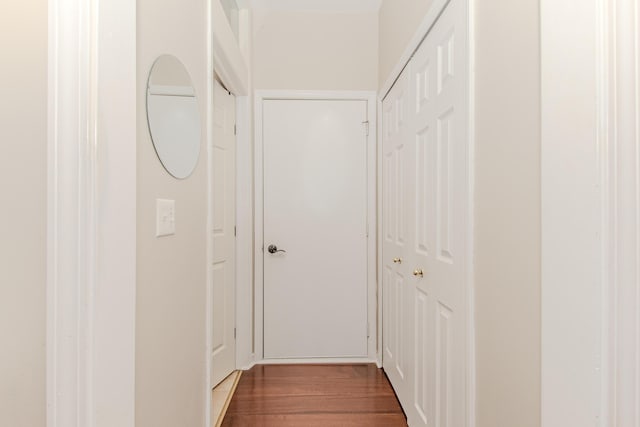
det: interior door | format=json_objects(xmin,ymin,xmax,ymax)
[
  {"xmin": 262, "ymin": 99, "xmax": 369, "ymax": 359},
  {"xmin": 382, "ymin": 0, "xmax": 469, "ymax": 425},
  {"xmin": 382, "ymin": 70, "xmax": 412, "ymax": 406},
  {"xmin": 406, "ymin": 2, "xmax": 468, "ymax": 425},
  {"xmin": 211, "ymin": 78, "xmax": 236, "ymax": 387}
]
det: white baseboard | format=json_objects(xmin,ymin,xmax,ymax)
[{"xmin": 256, "ymin": 358, "xmax": 377, "ymax": 365}]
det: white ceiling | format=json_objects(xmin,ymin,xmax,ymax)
[{"xmin": 248, "ymin": 0, "xmax": 382, "ymax": 13}]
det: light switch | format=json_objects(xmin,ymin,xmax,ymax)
[{"xmin": 156, "ymin": 199, "xmax": 175, "ymax": 237}]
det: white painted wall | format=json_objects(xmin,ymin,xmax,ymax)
[
  {"xmin": 474, "ymin": 2, "xmax": 541, "ymax": 426},
  {"xmin": 379, "ymin": 1, "xmax": 541, "ymax": 426},
  {"xmin": 378, "ymin": 0, "xmax": 435, "ymax": 88},
  {"xmin": 136, "ymin": 1, "xmax": 209, "ymax": 426},
  {"xmin": 0, "ymin": 1, "xmax": 47, "ymax": 425},
  {"xmin": 250, "ymin": 0, "xmax": 382, "ymax": 13},
  {"xmin": 252, "ymin": 10, "xmax": 378, "ymax": 90}
]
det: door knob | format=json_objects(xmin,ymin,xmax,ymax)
[
  {"xmin": 393, "ymin": 258, "xmax": 402, "ymax": 264},
  {"xmin": 413, "ymin": 269, "xmax": 424, "ymax": 277},
  {"xmin": 267, "ymin": 244, "xmax": 286, "ymax": 254}
]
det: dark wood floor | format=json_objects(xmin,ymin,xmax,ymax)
[{"xmin": 221, "ymin": 364, "xmax": 407, "ymax": 427}]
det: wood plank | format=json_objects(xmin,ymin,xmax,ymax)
[
  {"xmin": 222, "ymin": 414, "xmax": 408, "ymax": 427},
  {"xmin": 222, "ymin": 364, "xmax": 407, "ymax": 426}
]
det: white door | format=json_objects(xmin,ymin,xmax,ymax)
[
  {"xmin": 382, "ymin": 69, "xmax": 412, "ymax": 406},
  {"xmin": 262, "ymin": 99, "xmax": 369, "ymax": 359},
  {"xmin": 406, "ymin": 1, "xmax": 468, "ymax": 425},
  {"xmin": 383, "ymin": 0, "xmax": 469, "ymax": 425},
  {"xmin": 211, "ymin": 79, "xmax": 236, "ymax": 387}
]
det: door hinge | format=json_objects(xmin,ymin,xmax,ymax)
[
  {"xmin": 362, "ymin": 120, "xmax": 370, "ymax": 136},
  {"xmin": 234, "ymin": 225, "xmax": 237, "ymax": 237},
  {"xmin": 367, "ymin": 322, "xmax": 370, "ymax": 339},
  {"xmin": 234, "ymin": 124, "xmax": 237, "ymax": 135},
  {"xmin": 234, "ymin": 328, "xmax": 236, "ymax": 339}
]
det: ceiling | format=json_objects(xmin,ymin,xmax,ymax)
[{"xmin": 248, "ymin": 0, "xmax": 382, "ymax": 13}]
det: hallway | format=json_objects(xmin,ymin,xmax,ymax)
[
  {"xmin": 221, "ymin": 364, "xmax": 407, "ymax": 426},
  {"xmin": 5, "ymin": 0, "xmax": 640, "ymax": 426}
]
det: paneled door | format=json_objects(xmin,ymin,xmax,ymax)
[
  {"xmin": 382, "ymin": 0, "xmax": 469, "ymax": 425},
  {"xmin": 382, "ymin": 69, "xmax": 412, "ymax": 406},
  {"xmin": 262, "ymin": 99, "xmax": 369, "ymax": 359},
  {"xmin": 406, "ymin": 0, "xmax": 468, "ymax": 424},
  {"xmin": 211, "ymin": 78, "xmax": 236, "ymax": 388}
]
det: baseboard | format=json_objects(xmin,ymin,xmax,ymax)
[{"xmin": 256, "ymin": 357, "xmax": 377, "ymax": 365}]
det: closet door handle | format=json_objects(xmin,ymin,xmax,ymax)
[
  {"xmin": 393, "ymin": 258, "xmax": 402, "ymax": 264},
  {"xmin": 413, "ymin": 269, "xmax": 424, "ymax": 278}
]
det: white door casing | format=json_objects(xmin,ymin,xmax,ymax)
[
  {"xmin": 604, "ymin": 1, "xmax": 640, "ymax": 424},
  {"xmin": 262, "ymin": 99, "xmax": 369, "ymax": 359},
  {"xmin": 382, "ymin": 0, "xmax": 470, "ymax": 425},
  {"xmin": 541, "ymin": 1, "xmax": 605, "ymax": 425},
  {"xmin": 47, "ymin": 0, "xmax": 137, "ymax": 425},
  {"xmin": 542, "ymin": 0, "xmax": 640, "ymax": 425},
  {"xmin": 211, "ymin": 78, "xmax": 237, "ymax": 387},
  {"xmin": 253, "ymin": 91, "xmax": 378, "ymax": 364}
]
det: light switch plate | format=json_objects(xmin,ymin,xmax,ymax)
[{"xmin": 156, "ymin": 199, "xmax": 175, "ymax": 237}]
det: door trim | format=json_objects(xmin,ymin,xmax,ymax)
[
  {"xmin": 253, "ymin": 90, "xmax": 378, "ymax": 364},
  {"xmin": 206, "ymin": 9, "xmax": 250, "ymax": 427},
  {"xmin": 542, "ymin": 0, "xmax": 640, "ymax": 424},
  {"xmin": 541, "ymin": 0, "xmax": 604, "ymax": 425},
  {"xmin": 46, "ymin": 0, "xmax": 137, "ymax": 425},
  {"xmin": 211, "ymin": 0, "xmax": 248, "ymax": 96},
  {"xmin": 205, "ymin": 3, "xmax": 250, "ymax": 427}
]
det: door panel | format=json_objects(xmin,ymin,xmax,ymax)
[
  {"xmin": 262, "ymin": 99, "xmax": 369, "ymax": 359},
  {"xmin": 211, "ymin": 79, "xmax": 236, "ymax": 388},
  {"xmin": 414, "ymin": 289, "xmax": 430, "ymax": 425},
  {"xmin": 394, "ymin": 271, "xmax": 406, "ymax": 378},
  {"xmin": 382, "ymin": 68, "xmax": 412, "ymax": 404}
]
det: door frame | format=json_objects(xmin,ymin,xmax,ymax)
[
  {"xmin": 46, "ymin": 0, "xmax": 137, "ymax": 425},
  {"xmin": 540, "ymin": 1, "xmax": 603, "ymax": 423},
  {"xmin": 541, "ymin": 0, "xmax": 640, "ymax": 425},
  {"xmin": 205, "ymin": 3, "xmax": 250, "ymax": 427},
  {"xmin": 253, "ymin": 90, "xmax": 378, "ymax": 364}
]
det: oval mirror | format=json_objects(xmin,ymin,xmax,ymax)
[{"xmin": 146, "ymin": 55, "xmax": 201, "ymax": 179}]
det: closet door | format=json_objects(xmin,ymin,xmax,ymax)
[
  {"xmin": 382, "ymin": 0, "xmax": 469, "ymax": 425},
  {"xmin": 406, "ymin": 0, "xmax": 469, "ymax": 425},
  {"xmin": 381, "ymin": 68, "xmax": 412, "ymax": 405}
]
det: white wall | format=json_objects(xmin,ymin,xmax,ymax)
[
  {"xmin": 474, "ymin": 1, "xmax": 541, "ymax": 426},
  {"xmin": 0, "ymin": 1, "xmax": 47, "ymax": 426},
  {"xmin": 252, "ymin": 10, "xmax": 378, "ymax": 90},
  {"xmin": 379, "ymin": 1, "xmax": 542, "ymax": 426},
  {"xmin": 136, "ymin": 1, "xmax": 209, "ymax": 426},
  {"xmin": 378, "ymin": 0, "xmax": 434, "ymax": 87}
]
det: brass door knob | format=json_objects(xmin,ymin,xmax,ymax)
[
  {"xmin": 413, "ymin": 269, "xmax": 424, "ymax": 277},
  {"xmin": 393, "ymin": 258, "xmax": 402, "ymax": 264}
]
